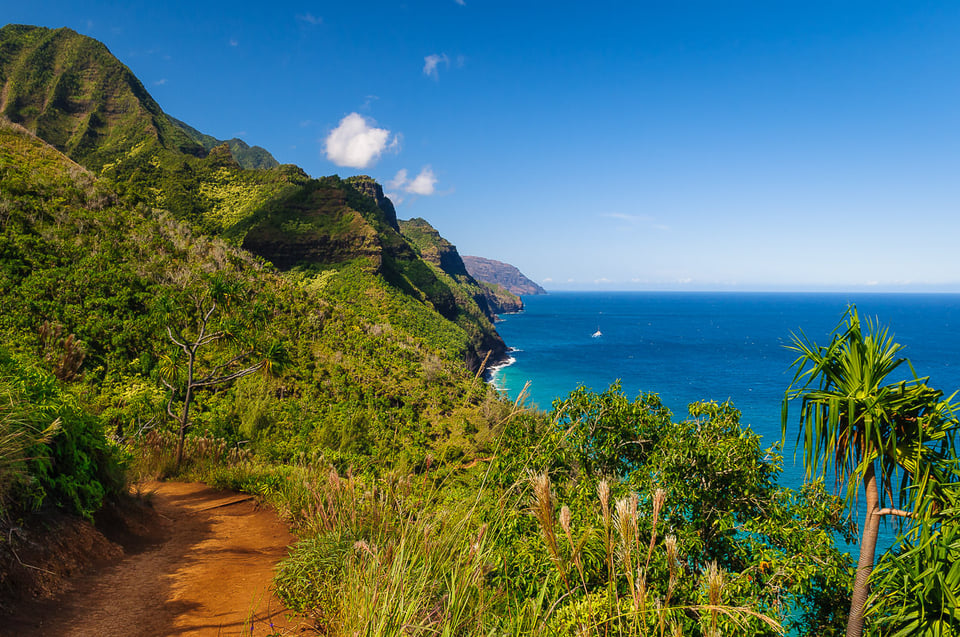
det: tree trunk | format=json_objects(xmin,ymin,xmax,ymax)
[
  {"xmin": 847, "ymin": 462, "xmax": 880, "ymax": 637},
  {"xmin": 174, "ymin": 350, "xmax": 196, "ymax": 472}
]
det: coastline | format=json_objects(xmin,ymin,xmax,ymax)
[{"xmin": 484, "ymin": 347, "xmax": 517, "ymax": 389}]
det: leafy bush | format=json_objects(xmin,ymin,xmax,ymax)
[{"xmin": 0, "ymin": 347, "xmax": 125, "ymax": 519}]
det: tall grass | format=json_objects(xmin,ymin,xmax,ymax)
[
  {"xmin": 0, "ymin": 378, "xmax": 60, "ymax": 516},
  {"xmin": 273, "ymin": 463, "xmax": 500, "ymax": 635},
  {"xmin": 526, "ymin": 471, "xmax": 782, "ymax": 636},
  {"xmin": 260, "ymin": 454, "xmax": 783, "ymax": 637},
  {"xmin": 132, "ymin": 428, "xmax": 252, "ymax": 479}
]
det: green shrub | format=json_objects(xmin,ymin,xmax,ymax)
[{"xmin": 0, "ymin": 347, "xmax": 125, "ymax": 519}]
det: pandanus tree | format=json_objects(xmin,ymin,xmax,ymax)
[{"xmin": 782, "ymin": 306, "xmax": 958, "ymax": 637}]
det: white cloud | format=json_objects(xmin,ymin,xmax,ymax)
[
  {"xmin": 423, "ymin": 53, "xmax": 449, "ymax": 79},
  {"xmin": 388, "ymin": 166, "xmax": 439, "ymax": 197},
  {"xmin": 297, "ymin": 12, "xmax": 322, "ymax": 25},
  {"xmin": 454, "ymin": 0, "xmax": 466, "ymax": 5},
  {"xmin": 324, "ymin": 113, "xmax": 398, "ymax": 168},
  {"xmin": 604, "ymin": 212, "xmax": 651, "ymax": 222},
  {"xmin": 543, "ymin": 277, "xmax": 553, "ymax": 283},
  {"xmin": 152, "ymin": 78, "xmax": 167, "ymax": 86},
  {"xmin": 407, "ymin": 167, "xmax": 438, "ymax": 195},
  {"xmin": 387, "ymin": 169, "xmax": 409, "ymax": 190},
  {"xmin": 602, "ymin": 212, "xmax": 670, "ymax": 231}
]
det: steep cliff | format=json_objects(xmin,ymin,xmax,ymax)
[
  {"xmin": 462, "ymin": 255, "xmax": 547, "ymax": 296},
  {"xmin": 479, "ymin": 282, "xmax": 524, "ymax": 314},
  {"xmin": 345, "ymin": 175, "xmax": 400, "ymax": 232}
]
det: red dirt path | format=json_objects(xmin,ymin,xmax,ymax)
[{"xmin": 3, "ymin": 482, "xmax": 312, "ymax": 636}]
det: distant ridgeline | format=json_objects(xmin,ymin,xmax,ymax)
[
  {"xmin": 461, "ymin": 255, "xmax": 547, "ymax": 298},
  {"xmin": 399, "ymin": 218, "xmax": 523, "ymax": 317},
  {"xmin": 0, "ymin": 23, "xmax": 527, "ymax": 477},
  {"xmin": 167, "ymin": 116, "xmax": 279, "ymax": 170}
]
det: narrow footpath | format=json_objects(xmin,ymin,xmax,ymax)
[{"xmin": 4, "ymin": 482, "xmax": 310, "ymax": 636}]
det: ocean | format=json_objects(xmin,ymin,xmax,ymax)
[{"xmin": 489, "ymin": 292, "xmax": 960, "ymax": 551}]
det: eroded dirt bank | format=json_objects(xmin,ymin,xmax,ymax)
[{"xmin": 3, "ymin": 481, "xmax": 310, "ymax": 636}]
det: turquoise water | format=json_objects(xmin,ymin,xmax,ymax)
[{"xmin": 490, "ymin": 292, "xmax": 960, "ymax": 551}]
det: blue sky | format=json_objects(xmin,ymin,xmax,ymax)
[{"xmin": 8, "ymin": 1, "xmax": 960, "ymax": 291}]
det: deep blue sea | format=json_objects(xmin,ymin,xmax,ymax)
[{"xmin": 490, "ymin": 292, "xmax": 960, "ymax": 552}]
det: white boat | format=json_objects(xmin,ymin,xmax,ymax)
[{"xmin": 591, "ymin": 328, "xmax": 602, "ymax": 338}]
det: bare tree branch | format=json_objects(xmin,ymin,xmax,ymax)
[
  {"xmin": 193, "ymin": 361, "xmax": 265, "ymax": 388},
  {"xmin": 162, "ymin": 300, "xmax": 265, "ymax": 472},
  {"xmin": 876, "ymin": 507, "xmax": 913, "ymax": 519}
]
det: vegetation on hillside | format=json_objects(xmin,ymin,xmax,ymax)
[
  {"xmin": 1, "ymin": 22, "xmax": 958, "ymax": 636},
  {"xmin": 168, "ymin": 115, "xmax": 279, "ymax": 170}
]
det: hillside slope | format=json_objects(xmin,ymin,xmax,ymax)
[
  {"xmin": 168, "ymin": 115, "xmax": 279, "ymax": 170},
  {"xmin": 400, "ymin": 217, "xmax": 522, "ymax": 317},
  {"xmin": 0, "ymin": 113, "xmax": 501, "ymax": 472},
  {"xmin": 0, "ymin": 23, "xmax": 504, "ymax": 372}
]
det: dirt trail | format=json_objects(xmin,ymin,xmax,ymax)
[{"xmin": 4, "ymin": 482, "xmax": 310, "ymax": 636}]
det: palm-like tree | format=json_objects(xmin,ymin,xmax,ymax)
[{"xmin": 782, "ymin": 306, "xmax": 957, "ymax": 637}]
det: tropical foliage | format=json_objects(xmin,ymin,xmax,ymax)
[
  {"xmin": 783, "ymin": 306, "xmax": 960, "ymax": 636},
  {"xmin": 2, "ymin": 23, "xmax": 958, "ymax": 636}
]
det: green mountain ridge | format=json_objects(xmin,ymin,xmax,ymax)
[
  {"xmin": 0, "ymin": 21, "xmax": 513, "ymax": 473},
  {"xmin": 168, "ymin": 115, "xmax": 279, "ymax": 170},
  {"xmin": 0, "ymin": 23, "xmax": 503, "ymax": 370},
  {"xmin": 0, "ymin": 24, "xmax": 204, "ymax": 170},
  {"xmin": 0, "ymin": 112, "xmax": 501, "ymax": 468}
]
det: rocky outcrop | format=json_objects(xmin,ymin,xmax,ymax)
[
  {"xmin": 399, "ymin": 218, "xmax": 471, "ymax": 277},
  {"xmin": 240, "ymin": 178, "xmax": 385, "ymax": 270},
  {"xmin": 243, "ymin": 181, "xmax": 506, "ymax": 373},
  {"xmin": 462, "ymin": 256, "xmax": 546, "ymax": 296},
  {"xmin": 480, "ymin": 282, "xmax": 524, "ymax": 315},
  {"xmin": 346, "ymin": 175, "xmax": 400, "ymax": 231}
]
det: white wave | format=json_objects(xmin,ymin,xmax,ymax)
[{"xmin": 485, "ymin": 356, "xmax": 517, "ymax": 390}]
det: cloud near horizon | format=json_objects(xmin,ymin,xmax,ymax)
[
  {"xmin": 324, "ymin": 113, "xmax": 399, "ymax": 169},
  {"xmin": 602, "ymin": 212, "xmax": 670, "ymax": 231}
]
